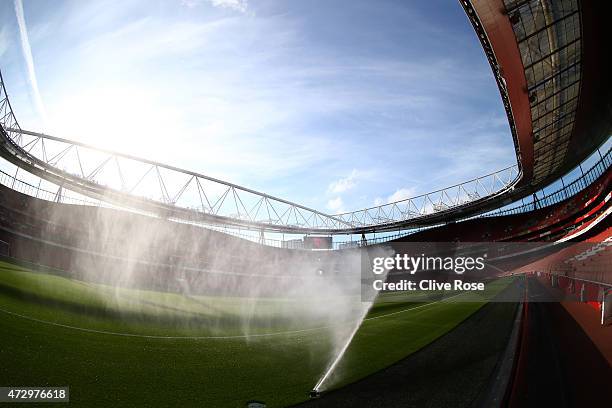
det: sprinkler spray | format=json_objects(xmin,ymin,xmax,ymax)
[{"xmin": 310, "ymin": 317, "xmax": 363, "ymax": 397}]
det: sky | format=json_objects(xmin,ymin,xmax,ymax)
[{"xmin": 0, "ymin": 0, "xmax": 516, "ymax": 214}]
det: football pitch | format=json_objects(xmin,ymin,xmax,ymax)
[{"xmin": 0, "ymin": 260, "xmax": 511, "ymax": 407}]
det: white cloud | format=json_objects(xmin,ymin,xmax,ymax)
[
  {"xmin": 328, "ymin": 169, "xmax": 359, "ymax": 194},
  {"xmin": 387, "ymin": 187, "xmax": 416, "ymax": 202},
  {"xmin": 211, "ymin": 0, "xmax": 248, "ymax": 13},
  {"xmin": 181, "ymin": 0, "xmax": 248, "ymax": 13},
  {"xmin": 372, "ymin": 188, "xmax": 416, "ymax": 207},
  {"xmin": 40, "ymin": 15, "xmax": 336, "ymax": 182},
  {"xmin": 326, "ymin": 196, "xmax": 344, "ymax": 213}
]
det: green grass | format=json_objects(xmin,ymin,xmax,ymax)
[{"xmin": 0, "ymin": 260, "xmax": 512, "ymax": 407}]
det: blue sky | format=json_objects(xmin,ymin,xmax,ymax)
[{"xmin": 0, "ymin": 0, "xmax": 515, "ymax": 214}]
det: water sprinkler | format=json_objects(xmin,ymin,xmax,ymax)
[{"xmin": 309, "ymin": 389, "xmax": 321, "ymax": 399}]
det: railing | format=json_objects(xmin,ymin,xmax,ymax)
[
  {"xmin": 0, "ymin": 165, "xmax": 301, "ymax": 248},
  {"xmin": 0, "ymin": 168, "xmax": 101, "ymax": 207},
  {"xmin": 482, "ymin": 147, "xmax": 610, "ymax": 218}
]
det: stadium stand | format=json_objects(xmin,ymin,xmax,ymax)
[{"xmin": 0, "ymin": 181, "xmax": 362, "ymax": 297}]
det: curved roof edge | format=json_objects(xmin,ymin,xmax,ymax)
[{"xmin": 465, "ymin": 0, "xmax": 612, "ymax": 191}]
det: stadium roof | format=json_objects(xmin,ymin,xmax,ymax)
[{"xmin": 464, "ymin": 0, "xmax": 612, "ymax": 189}]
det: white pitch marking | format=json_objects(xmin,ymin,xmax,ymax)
[{"xmin": 0, "ymin": 294, "xmax": 464, "ymax": 340}]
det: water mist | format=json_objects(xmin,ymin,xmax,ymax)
[{"xmin": 27, "ymin": 188, "xmax": 393, "ymax": 392}]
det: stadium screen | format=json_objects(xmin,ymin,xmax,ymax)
[{"xmin": 303, "ymin": 236, "xmax": 333, "ymax": 250}]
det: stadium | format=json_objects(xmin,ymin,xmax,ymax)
[{"xmin": 0, "ymin": 0, "xmax": 610, "ymax": 407}]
